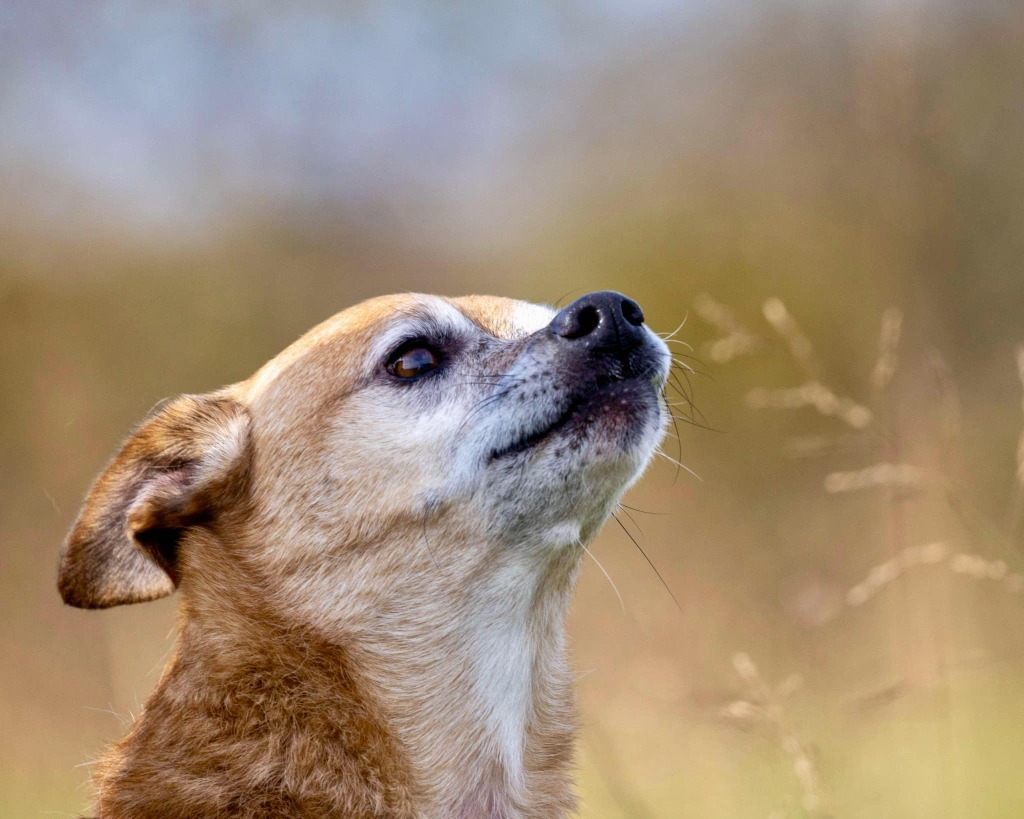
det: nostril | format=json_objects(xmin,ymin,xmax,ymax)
[
  {"xmin": 554, "ymin": 303, "xmax": 601, "ymax": 340},
  {"xmin": 573, "ymin": 305, "xmax": 601, "ymax": 338},
  {"xmin": 621, "ymin": 298, "xmax": 644, "ymax": 327}
]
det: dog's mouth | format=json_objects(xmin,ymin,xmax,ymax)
[
  {"xmin": 489, "ymin": 395, "xmax": 588, "ymax": 462},
  {"xmin": 488, "ymin": 375, "xmax": 657, "ymax": 463}
]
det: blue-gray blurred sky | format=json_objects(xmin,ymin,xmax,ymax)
[{"xmin": 2, "ymin": 1, "xmax": 729, "ymax": 243}]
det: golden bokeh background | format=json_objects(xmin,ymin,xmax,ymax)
[{"xmin": 3, "ymin": 2, "xmax": 1024, "ymax": 816}]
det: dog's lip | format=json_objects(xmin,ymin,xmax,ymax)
[
  {"xmin": 487, "ymin": 375, "xmax": 654, "ymax": 462},
  {"xmin": 488, "ymin": 395, "xmax": 587, "ymax": 462}
]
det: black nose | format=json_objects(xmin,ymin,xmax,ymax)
[{"xmin": 550, "ymin": 291, "xmax": 646, "ymax": 350}]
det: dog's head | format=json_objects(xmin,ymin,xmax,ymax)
[{"xmin": 59, "ymin": 292, "xmax": 670, "ymax": 626}]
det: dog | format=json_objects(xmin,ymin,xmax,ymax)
[{"xmin": 58, "ymin": 291, "xmax": 671, "ymax": 818}]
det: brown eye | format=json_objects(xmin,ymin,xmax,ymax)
[{"xmin": 387, "ymin": 344, "xmax": 441, "ymax": 379}]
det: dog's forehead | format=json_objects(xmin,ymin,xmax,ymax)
[
  {"xmin": 314, "ymin": 293, "xmax": 552, "ymax": 343},
  {"xmin": 355, "ymin": 294, "xmax": 554, "ymax": 361},
  {"xmin": 447, "ymin": 295, "xmax": 554, "ymax": 339}
]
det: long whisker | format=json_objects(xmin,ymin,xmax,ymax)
[
  {"xmin": 553, "ymin": 287, "xmax": 586, "ymax": 308},
  {"xmin": 577, "ymin": 538, "xmax": 625, "ymax": 613},
  {"xmin": 668, "ymin": 366, "xmax": 695, "ymax": 397},
  {"xmin": 617, "ymin": 505, "xmax": 645, "ymax": 536},
  {"xmin": 455, "ymin": 381, "xmax": 522, "ymax": 438},
  {"xmin": 664, "ymin": 408, "xmax": 719, "ymax": 434},
  {"xmin": 658, "ymin": 313, "xmax": 689, "ymax": 342},
  {"xmin": 665, "ymin": 364, "xmax": 716, "ymax": 430},
  {"xmin": 420, "ymin": 504, "xmax": 441, "ymax": 570},
  {"xmin": 666, "ymin": 368, "xmax": 713, "ymax": 429},
  {"xmin": 671, "ymin": 403, "xmax": 716, "ymax": 432},
  {"xmin": 449, "ymin": 372, "xmax": 517, "ymax": 383},
  {"xmin": 611, "ymin": 512, "xmax": 682, "ymax": 613},
  {"xmin": 669, "ymin": 350, "xmax": 711, "ymax": 376},
  {"xmin": 655, "ymin": 449, "xmax": 703, "ymax": 481},
  {"xmin": 619, "ymin": 502, "xmax": 669, "ymax": 516},
  {"xmin": 670, "ymin": 357, "xmax": 696, "ymax": 374},
  {"xmin": 663, "ymin": 392, "xmax": 685, "ymax": 483},
  {"xmin": 666, "ymin": 378, "xmax": 690, "ymax": 411}
]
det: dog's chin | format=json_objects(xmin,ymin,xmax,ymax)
[{"xmin": 478, "ymin": 380, "xmax": 663, "ymax": 542}]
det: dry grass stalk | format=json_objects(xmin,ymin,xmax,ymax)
[
  {"xmin": 926, "ymin": 350, "xmax": 962, "ymax": 463},
  {"xmin": 844, "ymin": 541, "xmax": 1024, "ymax": 608},
  {"xmin": 762, "ymin": 298, "xmax": 819, "ymax": 378},
  {"xmin": 703, "ymin": 298, "xmax": 1024, "ymax": 813},
  {"xmin": 693, "ymin": 292, "xmax": 760, "ymax": 363},
  {"xmin": 1015, "ymin": 345, "xmax": 1024, "ymax": 488},
  {"xmin": 721, "ymin": 652, "xmax": 825, "ymax": 817},
  {"xmin": 870, "ymin": 307, "xmax": 903, "ymax": 392},
  {"xmin": 782, "ymin": 433, "xmax": 864, "ymax": 459},
  {"xmin": 746, "ymin": 382, "xmax": 873, "ymax": 430},
  {"xmin": 725, "ymin": 295, "xmax": 875, "ymax": 430},
  {"xmin": 823, "ymin": 462, "xmax": 928, "ymax": 494},
  {"xmin": 1008, "ymin": 345, "xmax": 1024, "ymax": 535}
]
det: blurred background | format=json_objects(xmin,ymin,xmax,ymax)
[{"xmin": 3, "ymin": 1, "xmax": 1024, "ymax": 816}]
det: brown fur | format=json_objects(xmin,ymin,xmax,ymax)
[{"xmin": 96, "ymin": 612, "xmax": 415, "ymax": 818}]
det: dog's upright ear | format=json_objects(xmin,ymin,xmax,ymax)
[{"xmin": 59, "ymin": 393, "xmax": 251, "ymax": 609}]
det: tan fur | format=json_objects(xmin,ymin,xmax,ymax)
[{"xmin": 59, "ymin": 293, "xmax": 669, "ymax": 818}]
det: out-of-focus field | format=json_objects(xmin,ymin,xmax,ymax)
[{"xmin": 3, "ymin": 2, "xmax": 1024, "ymax": 817}]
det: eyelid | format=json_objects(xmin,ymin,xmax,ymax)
[{"xmin": 384, "ymin": 336, "xmax": 436, "ymax": 366}]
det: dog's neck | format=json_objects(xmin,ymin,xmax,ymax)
[
  {"xmin": 352, "ymin": 544, "xmax": 582, "ymax": 816},
  {"xmin": 96, "ymin": 532, "xmax": 582, "ymax": 818}
]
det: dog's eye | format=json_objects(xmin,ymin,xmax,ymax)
[{"xmin": 387, "ymin": 343, "xmax": 441, "ymax": 379}]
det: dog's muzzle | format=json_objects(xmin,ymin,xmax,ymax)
[{"xmin": 487, "ymin": 291, "xmax": 667, "ymax": 463}]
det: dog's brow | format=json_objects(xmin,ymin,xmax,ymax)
[{"xmin": 368, "ymin": 301, "xmax": 477, "ymax": 362}]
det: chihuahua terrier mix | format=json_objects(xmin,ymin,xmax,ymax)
[{"xmin": 59, "ymin": 291, "xmax": 670, "ymax": 818}]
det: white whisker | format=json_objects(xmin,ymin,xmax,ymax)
[
  {"xmin": 658, "ymin": 312, "xmax": 689, "ymax": 341},
  {"xmin": 577, "ymin": 538, "xmax": 625, "ymax": 613},
  {"xmin": 656, "ymin": 449, "xmax": 703, "ymax": 481}
]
